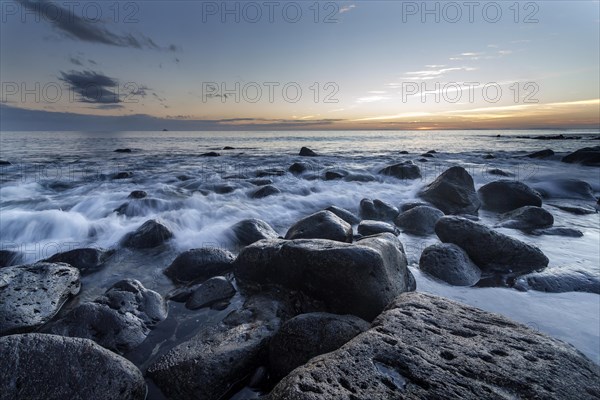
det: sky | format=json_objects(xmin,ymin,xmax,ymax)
[{"xmin": 0, "ymin": 0, "xmax": 599, "ymax": 130}]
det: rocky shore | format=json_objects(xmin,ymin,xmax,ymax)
[{"xmin": 1, "ymin": 145, "xmax": 599, "ymax": 399}]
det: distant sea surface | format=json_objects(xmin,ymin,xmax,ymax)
[{"xmin": 1, "ymin": 129, "xmax": 599, "ymax": 368}]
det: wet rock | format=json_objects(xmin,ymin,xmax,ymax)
[
  {"xmin": 486, "ymin": 168, "xmax": 513, "ymax": 177},
  {"xmin": 212, "ymin": 183, "xmax": 237, "ymax": 194},
  {"xmin": 419, "ymin": 243, "xmax": 481, "ymax": 286},
  {"xmin": 299, "ymin": 147, "xmax": 318, "ymax": 157},
  {"xmin": 200, "ymin": 151, "xmax": 220, "ymax": 157},
  {"xmin": 164, "ymin": 247, "xmax": 235, "ymax": 284},
  {"xmin": 527, "ymin": 149, "xmax": 554, "ymax": 158},
  {"xmin": 223, "ymin": 146, "xmax": 235, "ymax": 150},
  {"xmin": 0, "ymin": 160, "xmax": 11, "ymax": 165},
  {"xmin": 128, "ymin": 190, "xmax": 147, "ymax": 199},
  {"xmin": 269, "ymin": 313, "xmax": 370, "ymax": 380},
  {"xmin": 399, "ymin": 150, "xmax": 409, "ymax": 154},
  {"xmin": 343, "ymin": 173, "xmax": 376, "ymax": 182},
  {"xmin": 234, "ymin": 233, "xmax": 415, "ymax": 321},
  {"xmin": 497, "ymin": 206, "xmax": 554, "ymax": 231},
  {"xmin": 435, "ymin": 216, "xmax": 549, "ymax": 275},
  {"xmin": 394, "ymin": 205, "xmax": 444, "ymax": 235},
  {"xmin": 530, "ymin": 227, "xmax": 584, "ymax": 237},
  {"xmin": 420, "ymin": 153, "xmax": 435, "ymax": 158},
  {"xmin": 561, "ymin": 146, "xmax": 600, "ymax": 166},
  {"xmin": 360, "ymin": 198, "xmax": 399, "ymax": 221},
  {"xmin": 256, "ymin": 169, "xmax": 286, "ymax": 177},
  {"xmin": 399, "ymin": 201, "xmax": 430, "ymax": 212},
  {"xmin": 0, "ymin": 333, "xmax": 146, "ymax": 400},
  {"xmin": 0, "ymin": 250, "xmax": 22, "ymax": 268},
  {"xmin": 483, "ymin": 153, "xmax": 495, "ymax": 159},
  {"xmin": 478, "ymin": 180, "xmax": 542, "ymax": 212},
  {"xmin": 532, "ymin": 178, "xmax": 594, "ymax": 200},
  {"xmin": 285, "ymin": 211, "xmax": 352, "ymax": 243},
  {"xmin": 358, "ymin": 220, "xmax": 399, "ymax": 236},
  {"xmin": 0, "ymin": 263, "xmax": 80, "ymax": 335},
  {"xmin": 120, "ymin": 219, "xmax": 173, "ymax": 249},
  {"xmin": 289, "ymin": 162, "xmax": 311, "ymax": 175},
  {"xmin": 514, "ymin": 265, "xmax": 600, "ymax": 294},
  {"xmin": 325, "ymin": 206, "xmax": 360, "ymax": 225},
  {"xmin": 185, "ymin": 276, "xmax": 236, "ymax": 310},
  {"xmin": 549, "ymin": 204, "xmax": 597, "ymax": 215},
  {"xmin": 248, "ymin": 178, "xmax": 273, "ymax": 186},
  {"xmin": 417, "ymin": 158, "xmax": 429, "ymax": 162},
  {"xmin": 268, "ymin": 292, "xmax": 600, "ymax": 400},
  {"xmin": 47, "ymin": 279, "xmax": 167, "ymax": 354},
  {"xmin": 148, "ymin": 294, "xmax": 287, "ymax": 400},
  {"xmin": 114, "ymin": 148, "xmax": 132, "ymax": 153},
  {"xmin": 44, "ymin": 247, "xmax": 114, "ymax": 275},
  {"xmin": 378, "ymin": 161, "xmax": 421, "ymax": 180},
  {"xmin": 251, "ymin": 185, "xmax": 281, "ymax": 199},
  {"xmin": 324, "ymin": 170, "xmax": 346, "ymax": 180},
  {"xmin": 112, "ymin": 171, "xmax": 133, "ymax": 179},
  {"xmin": 419, "ymin": 166, "xmax": 480, "ymax": 215},
  {"xmin": 229, "ymin": 218, "xmax": 279, "ymax": 247},
  {"xmin": 177, "ymin": 174, "xmax": 192, "ymax": 181}
]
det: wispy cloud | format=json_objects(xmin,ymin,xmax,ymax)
[
  {"xmin": 339, "ymin": 4, "xmax": 356, "ymax": 13},
  {"xmin": 356, "ymin": 95, "xmax": 390, "ymax": 103},
  {"xmin": 59, "ymin": 70, "xmax": 121, "ymax": 104},
  {"xmin": 17, "ymin": 0, "xmax": 177, "ymax": 51}
]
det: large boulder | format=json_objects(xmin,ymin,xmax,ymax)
[
  {"xmin": 251, "ymin": 185, "xmax": 281, "ymax": 199},
  {"xmin": 269, "ymin": 313, "xmax": 370, "ymax": 380},
  {"xmin": 378, "ymin": 161, "xmax": 421, "ymax": 180},
  {"xmin": 289, "ymin": 162, "xmax": 311, "ymax": 175},
  {"xmin": 514, "ymin": 265, "xmax": 600, "ymax": 294},
  {"xmin": 357, "ymin": 220, "xmax": 399, "ymax": 236},
  {"xmin": 229, "ymin": 218, "xmax": 279, "ymax": 247},
  {"xmin": 478, "ymin": 180, "xmax": 542, "ymax": 212},
  {"xmin": 359, "ymin": 198, "xmax": 399, "ymax": 221},
  {"xmin": 435, "ymin": 216, "xmax": 549, "ymax": 275},
  {"xmin": 394, "ymin": 205, "xmax": 444, "ymax": 235},
  {"xmin": 561, "ymin": 146, "xmax": 600, "ymax": 166},
  {"xmin": 234, "ymin": 233, "xmax": 415, "ymax": 321},
  {"xmin": 164, "ymin": 247, "xmax": 235, "ymax": 284},
  {"xmin": 527, "ymin": 148, "xmax": 554, "ymax": 158},
  {"xmin": 325, "ymin": 206, "xmax": 360, "ymax": 225},
  {"xmin": 419, "ymin": 243, "xmax": 481, "ymax": 286},
  {"xmin": 148, "ymin": 294, "xmax": 288, "ymax": 400},
  {"xmin": 0, "ymin": 263, "xmax": 80, "ymax": 335},
  {"xmin": 120, "ymin": 219, "xmax": 173, "ymax": 249},
  {"xmin": 47, "ymin": 279, "xmax": 167, "ymax": 354},
  {"xmin": 299, "ymin": 147, "xmax": 318, "ymax": 157},
  {"xmin": 285, "ymin": 211, "xmax": 352, "ymax": 243},
  {"xmin": 497, "ymin": 206, "xmax": 554, "ymax": 231},
  {"xmin": 43, "ymin": 247, "xmax": 114, "ymax": 275},
  {"xmin": 0, "ymin": 333, "xmax": 146, "ymax": 400},
  {"xmin": 268, "ymin": 293, "xmax": 600, "ymax": 399},
  {"xmin": 185, "ymin": 276, "xmax": 236, "ymax": 310},
  {"xmin": 531, "ymin": 178, "xmax": 595, "ymax": 200},
  {"xmin": 419, "ymin": 166, "xmax": 480, "ymax": 215}
]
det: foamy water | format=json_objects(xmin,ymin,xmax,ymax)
[{"xmin": 1, "ymin": 129, "xmax": 599, "ymax": 364}]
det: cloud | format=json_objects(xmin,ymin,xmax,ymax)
[
  {"xmin": 16, "ymin": 0, "xmax": 178, "ymax": 51},
  {"xmin": 59, "ymin": 70, "xmax": 121, "ymax": 104},
  {"xmin": 356, "ymin": 95, "xmax": 390, "ymax": 103},
  {"xmin": 339, "ymin": 4, "xmax": 356, "ymax": 13}
]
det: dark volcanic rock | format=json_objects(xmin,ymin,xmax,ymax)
[
  {"xmin": 112, "ymin": 171, "xmax": 133, "ymax": 179},
  {"xmin": 483, "ymin": 153, "xmax": 495, "ymax": 159},
  {"xmin": 359, "ymin": 198, "xmax": 399, "ymax": 221},
  {"xmin": 497, "ymin": 206, "xmax": 554, "ymax": 231},
  {"xmin": 562, "ymin": 146, "xmax": 600, "ymax": 166},
  {"xmin": 486, "ymin": 168, "xmax": 514, "ymax": 177},
  {"xmin": 120, "ymin": 219, "xmax": 173, "ymax": 249},
  {"xmin": 378, "ymin": 161, "xmax": 421, "ymax": 180},
  {"xmin": 357, "ymin": 220, "xmax": 399, "ymax": 236},
  {"xmin": 0, "ymin": 160, "xmax": 11, "ymax": 165},
  {"xmin": 44, "ymin": 247, "xmax": 114, "ymax": 275},
  {"xmin": 128, "ymin": 190, "xmax": 147, "ymax": 199},
  {"xmin": 248, "ymin": 178, "xmax": 273, "ymax": 186},
  {"xmin": 530, "ymin": 227, "xmax": 584, "ymax": 237},
  {"xmin": 514, "ymin": 265, "xmax": 600, "ymax": 294},
  {"xmin": 324, "ymin": 170, "xmax": 347, "ymax": 180},
  {"xmin": 435, "ymin": 216, "xmax": 549, "ymax": 275},
  {"xmin": 399, "ymin": 201, "xmax": 430, "ymax": 212},
  {"xmin": 478, "ymin": 180, "xmax": 542, "ymax": 212},
  {"xmin": 229, "ymin": 218, "xmax": 279, "ymax": 247},
  {"xmin": 185, "ymin": 276, "xmax": 236, "ymax": 310},
  {"xmin": 148, "ymin": 294, "xmax": 287, "ymax": 400},
  {"xmin": 419, "ymin": 243, "xmax": 481, "ymax": 286},
  {"xmin": 289, "ymin": 162, "xmax": 311, "ymax": 175},
  {"xmin": 285, "ymin": 211, "xmax": 352, "ymax": 242},
  {"xmin": 47, "ymin": 279, "xmax": 167, "ymax": 354},
  {"xmin": 0, "ymin": 333, "xmax": 146, "ymax": 400},
  {"xmin": 164, "ymin": 247, "xmax": 235, "ymax": 284},
  {"xmin": 325, "ymin": 206, "xmax": 360, "ymax": 225},
  {"xmin": 0, "ymin": 263, "xmax": 80, "ymax": 335},
  {"xmin": 0, "ymin": 250, "xmax": 22, "ymax": 268},
  {"xmin": 299, "ymin": 146, "xmax": 318, "ymax": 157},
  {"xmin": 419, "ymin": 166, "xmax": 480, "ymax": 215},
  {"xmin": 532, "ymin": 178, "xmax": 594, "ymax": 200},
  {"xmin": 256, "ymin": 169, "xmax": 286, "ymax": 178},
  {"xmin": 269, "ymin": 313, "xmax": 370, "ymax": 380},
  {"xmin": 549, "ymin": 204, "xmax": 597, "ymax": 215},
  {"xmin": 251, "ymin": 185, "xmax": 281, "ymax": 199},
  {"xmin": 200, "ymin": 151, "xmax": 220, "ymax": 157},
  {"xmin": 343, "ymin": 173, "xmax": 376, "ymax": 182},
  {"xmin": 268, "ymin": 292, "xmax": 600, "ymax": 400},
  {"xmin": 527, "ymin": 148, "xmax": 554, "ymax": 158},
  {"xmin": 114, "ymin": 148, "xmax": 132, "ymax": 153},
  {"xmin": 394, "ymin": 205, "xmax": 444, "ymax": 236},
  {"xmin": 234, "ymin": 233, "xmax": 415, "ymax": 321}
]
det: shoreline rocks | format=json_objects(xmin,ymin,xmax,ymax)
[
  {"xmin": 164, "ymin": 247, "xmax": 235, "ymax": 284},
  {"xmin": 360, "ymin": 198, "xmax": 399, "ymax": 221},
  {"xmin": 285, "ymin": 211, "xmax": 352, "ymax": 242},
  {"xmin": 229, "ymin": 218, "xmax": 279, "ymax": 247},
  {"xmin": 478, "ymin": 180, "xmax": 542, "ymax": 212},
  {"xmin": 497, "ymin": 206, "xmax": 554, "ymax": 231},
  {"xmin": 378, "ymin": 161, "xmax": 421, "ymax": 180},
  {"xmin": 394, "ymin": 205, "xmax": 444, "ymax": 235},
  {"xmin": 562, "ymin": 146, "xmax": 600, "ymax": 166},
  {"xmin": 419, "ymin": 166, "xmax": 480, "ymax": 215},
  {"xmin": 43, "ymin": 247, "xmax": 115, "ymax": 275},
  {"xmin": 121, "ymin": 219, "xmax": 173, "ymax": 249},
  {"xmin": 419, "ymin": 243, "xmax": 481, "ymax": 286}
]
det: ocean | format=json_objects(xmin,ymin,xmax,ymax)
[{"xmin": 1, "ymin": 129, "xmax": 599, "ymax": 388}]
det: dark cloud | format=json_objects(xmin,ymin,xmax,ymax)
[
  {"xmin": 69, "ymin": 56, "xmax": 83, "ymax": 66},
  {"xmin": 17, "ymin": 0, "xmax": 178, "ymax": 51},
  {"xmin": 59, "ymin": 70, "xmax": 120, "ymax": 104}
]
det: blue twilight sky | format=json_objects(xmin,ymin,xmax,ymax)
[{"xmin": 0, "ymin": 0, "xmax": 599, "ymax": 130}]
